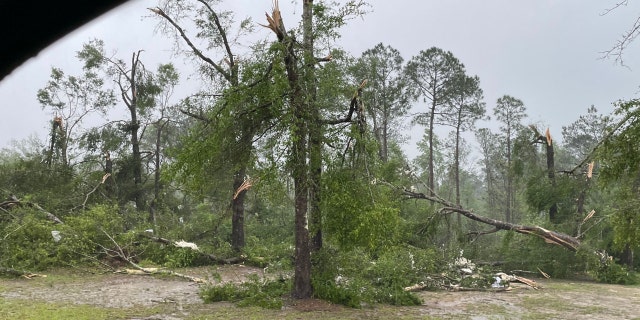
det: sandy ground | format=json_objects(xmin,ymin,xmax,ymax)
[{"xmin": 1, "ymin": 265, "xmax": 640, "ymax": 319}]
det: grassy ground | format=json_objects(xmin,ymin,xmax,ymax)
[{"xmin": 1, "ymin": 267, "xmax": 639, "ymax": 320}]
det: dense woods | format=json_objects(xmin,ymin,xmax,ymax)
[{"xmin": 2, "ymin": 0, "xmax": 639, "ymax": 308}]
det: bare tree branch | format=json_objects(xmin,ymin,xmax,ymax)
[
  {"xmin": 149, "ymin": 7, "xmax": 232, "ymax": 82},
  {"xmin": 600, "ymin": 1, "xmax": 640, "ymax": 66},
  {"xmin": 600, "ymin": 0, "xmax": 630, "ymax": 16}
]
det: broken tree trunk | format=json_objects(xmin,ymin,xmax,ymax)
[{"xmin": 530, "ymin": 126, "xmax": 558, "ymax": 222}]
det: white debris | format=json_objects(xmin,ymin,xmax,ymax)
[
  {"xmin": 174, "ymin": 240, "xmax": 199, "ymax": 251},
  {"xmin": 491, "ymin": 276, "xmax": 503, "ymax": 288},
  {"xmin": 51, "ymin": 230, "xmax": 61, "ymax": 242},
  {"xmin": 460, "ymin": 268, "xmax": 474, "ymax": 275}
]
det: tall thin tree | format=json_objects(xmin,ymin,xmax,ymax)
[
  {"xmin": 494, "ymin": 95, "xmax": 527, "ymax": 223},
  {"xmin": 405, "ymin": 47, "xmax": 464, "ymax": 195}
]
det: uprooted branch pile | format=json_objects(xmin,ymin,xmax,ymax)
[{"xmin": 403, "ymin": 253, "xmax": 542, "ymax": 293}]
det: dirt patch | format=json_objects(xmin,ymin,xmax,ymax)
[
  {"xmin": 1, "ymin": 266, "xmax": 640, "ymax": 319},
  {"xmin": 416, "ymin": 280, "xmax": 640, "ymax": 319},
  {"xmin": 1, "ymin": 273, "xmax": 200, "ymax": 308},
  {"xmin": 0, "ymin": 265, "xmax": 264, "ymax": 308}
]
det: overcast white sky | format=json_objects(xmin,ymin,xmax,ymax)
[{"xmin": 1, "ymin": 0, "xmax": 639, "ymax": 161}]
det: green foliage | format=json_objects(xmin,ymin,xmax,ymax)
[
  {"xmin": 0, "ymin": 204, "xmax": 144, "ymax": 270},
  {"xmin": 160, "ymin": 247, "xmax": 205, "ymax": 268},
  {"xmin": 311, "ymin": 1, "xmax": 371, "ymax": 41},
  {"xmin": 607, "ymin": 186, "xmax": 640, "ymax": 252},
  {"xmin": 0, "ymin": 156, "xmax": 78, "ymax": 212},
  {"xmin": 77, "ymin": 39, "xmax": 106, "ymax": 70},
  {"xmin": 57, "ymin": 205, "xmax": 147, "ymax": 267},
  {"xmin": 593, "ymin": 258, "xmax": 638, "ymax": 285},
  {"xmin": 242, "ymin": 235, "xmax": 293, "ymax": 269},
  {"xmin": 524, "ymin": 172, "xmax": 580, "ymax": 223},
  {"xmin": 600, "ymin": 100, "xmax": 640, "ymax": 184},
  {"xmin": 598, "ymin": 100, "xmax": 640, "ymax": 267},
  {"xmin": 322, "ymin": 169, "xmax": 400, "ymax": 253},
  {"xmin": 580, "ymin": 248, "xmax": 638, "ymax": 285},
  {"xmin": 498, "ymin": 228, "xmax": 587, "ymax": 278},
  {"xmin": 0, "ymin": 210, "xmax": 60, "ymax": 270},
  {"xmin": 312, "ymin": 246, "xmax": 436, "ymax": 307},
  {"xmin": 200, "ymin": 274, "xmax": 290, "ymax": 309}
]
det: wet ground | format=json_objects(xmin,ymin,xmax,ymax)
[{"xmin": 1, "ymin": 266, "xmax": 639, "ymax": 319}]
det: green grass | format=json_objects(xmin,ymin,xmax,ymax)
[{"xmin": 0, "ymin": 299, "xmax": 166, "ymax": 320}]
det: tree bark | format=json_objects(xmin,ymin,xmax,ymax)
[
  {"xmin": 264, "ymin": 0, "xmax": 313, "ymax": 298},
  {"xmin": 307, "ymin": 4, "xmax": 322, "ymax": 253},
  {"xmin": 428, "ymin": 97, "xmax": 436, "ymax": 196},
  {"xmin": 104, "ymin": 151, "xmax": 114, "ymax": 198},
  {"xmin": 129, "ymin": 52, "xmax": 145, "ymax": 211},
  {"xmin": 151, "ymin": 4, "xmax": 249, "ymax": 250},
  {"xmin": 506, "ymin": 126, "xmax": 513, "ymax": 223},
  {"xmin": 532, "ymin": 127, "xmax": 558, "ymax": 222}
]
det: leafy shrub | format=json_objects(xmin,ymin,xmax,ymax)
[
  {"xmin": 312, "ymin": 245, "xmax": 435, "ymax": 307},
  {"xmin": 242, "ymin": 235, "xmax": 293, "ymax": 269},
  {"xmin": 0, "ymin": 204, "xmax": 144, "ymax": 271},
  {"xmin": 56, "ymin": 204, "xmax": 147, "ymax": 267},
  {"xmin": 163, "ymin": 247, "xmax": 206, "ymax": 268},
  {"xmin": 200, "ymin": 274, "xmax": 290, "ymax": 309},
  {"xmin": 0, "ymin": 210, "xmax": 60, "ymax": 270},
  {"xmin": 594, "ymin": 261, "xmax": 638, "ymax": 285},
  {"xmin": 589, "ymin": 251, "xmax": 638, "ymax": 285},
  {"xmin": 498, "ymin": 227, "xmax": 590, "ymax": 278},
  {"xmin": 200, "ymin": 282, "xmax": 242, "ymax": 303},
  {"xmin": 322, "ymin": 170, "xmax": 401, "ymax": 253}
]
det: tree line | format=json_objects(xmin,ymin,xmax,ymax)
[{"xmin": 1, "ymin": 0, "xmax": 639, "ymax": 304}]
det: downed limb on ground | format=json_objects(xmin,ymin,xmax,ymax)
[
  {"xmin": 100, "ymin": 230, "xmax": 209, "ymax": 284},
  {"xmin": 403, "ymin": 273, "xmax": 541, "ymax": 292},
  {"xmin": 0, "ymin": 266, "xmax": 47, "ymax": 279},
  {"xmin": 138, "ymin": 233, "xmax": 244, "ymax": 265},
  {"xmin": 116, "ymin": 267, "xmax": 208, "ymax": 284}
]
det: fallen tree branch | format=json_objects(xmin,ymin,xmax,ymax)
[
  {"xmin": 100, "ymin": 229, "xmax": 209, "ymax": 284},
  {"xmin": 138, "ymin": 233, "xmax": 244, "ymax": 265},
  {"xmin": 0, "ymin": 266, "xmax": 46, "ymax": 279},
  {"xmin": 403, "ymin": 273, "xmax": 540, "ymax": 292},
  {"xmin": 1, "ymin": 196, "xmax": 63, "ymax": 224},
  {"xmin": 80, "ymin": 173, "xmax": 110, "ymax": 210},
  {"xmin": 116, "ymin": 267, "xmax": 208, "ymax": 284},
  {"xmin": 443, "ymin": 206, "xmax": 580, "ymax": 251},
  {"xmin": 383, "ymin": 182, "xmax": 581, "ymax": 251}
]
